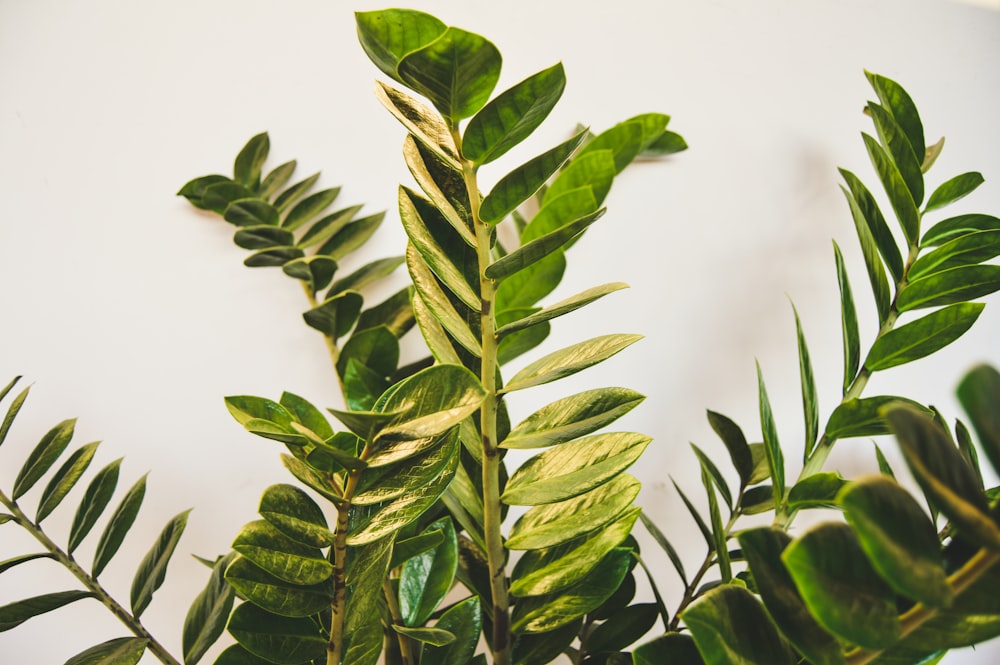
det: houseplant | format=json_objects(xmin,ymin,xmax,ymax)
[{"xmin": 2, "ymin": 5, "xmax": 999, "ymax": 665}]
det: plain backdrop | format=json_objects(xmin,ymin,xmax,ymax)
[{"xmin": 2, "ymin": 0, "xmax": 999, "ymax": 663}]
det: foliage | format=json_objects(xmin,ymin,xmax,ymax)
[{"xmin": 2, "ymin": 6, "xmax": 999, "ymax": 665}]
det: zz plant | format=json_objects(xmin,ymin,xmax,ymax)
[{"xmin": 1, "ymin": 7, "xmax": 998, "ymax": 665}]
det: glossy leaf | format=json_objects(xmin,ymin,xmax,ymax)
[
  {"xmin": 840, "ymin": 476, "xmax": 952, "ymax": 607},
  {"xmin": 279, "ymin": 392, "xmax": 334, "ymax": 442},
  {"xmin": 885, "ymin": 404, "xmax": 1000, "ymax": 550},
  {"xmin": 705, "ymin": 410, "xmax": 753, "ymax": 489},
  {"xmin": 464, "ymin": 63, "xmax": 566, "ymax": 164},
  {"xmin": 682, "ymin": 584, "xmax": 795, "ymax": 665},
  {"xmin": 868, "ymin": 102, "xmax": 923, "ymax": 205},
  {"xmin": 841, "ymin": 183, "xmax": 892, "ymax": 323},
  {"xmin": 373, "ymin": 81, "xmax": 461, "ymax": 168},
  {"xmin": 782, "ymin": 522, "xmax": 900, "ymax": 648},
  {"xmin": 354, "ymin": 436, "xmax": 455, "ymax": 504},
  {"xmin": 0, "ymin": 590, "xmax": 94, "ymax": 632},
  {"xmin": 68, "ymin": 458, "xmax": 121, "ymax": 553},
  {"xmin": 826, "ymin": 396, "xmax": 931, "ymax": 440},
  {"xmin": 233, "ymin": 225, "xmax": 294, "ymax": 250},
  {"xmin": 258, "ymin": 483, "xmax": 334, "ymax": 548},
  {"xmin": 302, "ymin": 290, "xmax": 363, "ymax": 340},
  {"xmin": 839, "ymin": 168, "xmax": 904, "ymax": 282},
  {"xmin": 909, "ymin": 230, "xmax": 1000, "ymax": 280},
  {"xmin": 496, "ymin": 282, "xmax": 627, "ymax": 338},
  {"xmin": 281, "ymin": 187, "xmax": 339, "ymax": 231},
  {"xmin": 200, "ymin": 181, "xmax": 255, "ymax": 215},
  {"xmin": 925, "ymin": 172, "xmax": 984, "ymax": 212},
  {"xmin": 864, "ymin": 133, "xmax": 920, "ymax": 245},
  {"xmin": 281, "ymin": 256, "xmax": 337, "ymax": 292},
  {"xmin": 63, "ymin": 637, "xmax": 148, "ymax": 665},
  {"xmin": 317, "ymin": 211, "xmax": 386, "ymax": 261},
  {"xmin": 12, "ymin": 418, "xmax": 75, "ymax": 499},
  {"xmin": 739, "ymin": 528, "xmax": 844, "ymax": 665},
  {"xmin": 391, "ymin": 625, "xmax": 456, "ymax": 646},
  {"xmin": 787, "ymin": 472, "xmax": 846, "ymax": 510},
  {"xmin": 356, "ymin": 9, "xmax": 446, "ymax": 81},
  {"xmin": 233, "ymin": 132, "xmax": 269, "ymax": 189},
  {"xmin": 897, "ymin": 264, "xmax": 1000, "ymax": 311},
  {"xmin": 295, "ymin": 205, "xmax": 363, "ymax": 251},
  {"xmin": 865, "ymin": 302, "xmax": 984, "ymax": 371},
  {"xmin": 223, "ymin": 199, "xmax": 280, "ymax": 228},
  {"xmin": 586, "ymin": 602, "xmax": 659, "ymax": 654},
  {"xmin": 183, "ymin": 552, "xmax": 237, "ymax": 665},
  {"xmin": 403, "ymin": 135, "xmax": 474, "ymax": 247},
  {"xmin": 504, "ymin": 334, "xmax": 642, "ymax": 393},
  {"xmin": 479, "ymin": 129, "xmax": 588, "ymax": 224},
  {"xmin": 176, "ymin": 174, "xmax": 231, "ymax": 210},
  {"xmin": 328, "ymin": 256, "xmax": 404, "ymax": 297},
  {"xmin": 130, "ymin": 509, "xmax": 191, "ymax": 618},
  {"xmin": 232, "ymin": 520, "xmax": 332, "ymax": 585},
  {"xmin": 242, "ymin": 246, "xmax": 303, "ymax": 268},
  {"xmin": 224, "ymin": 555, "xmax": 331, "ymax": 617},
  {"xmin": 227, "ymin": 602, "xmax": 327, "ymax": 665},
  {"xmin": 866, "ymin": 71, "xmax": 925, "ymax": 164},
  {"xmin": 545, "ymin": 149, "xmax": 616, "ymax": 207},
  {"xmin": 421, "ymin": 597, "xmax": 482, "ymax": 665},
  {"xmin": 507, "ymin": 474, "xmax": 640, "ymax": 549},
  {"xmin": 0, "ymin": 382, "xmax": 29, "ymax": 449},
  {"xmin": 374, "ymin": 364, "xmax": 486, "ymax": 444},
  {"xmin": 834, "ymin": 242, "xmax": 860, "ymax": 393},
  {"xmin": 485, "ymin": 207, "xmax": 605, "ymax": 282},
  {"xmin": 957, "ymin": 364, "xmax": 1000, "ymax": 475},
  {"xmin": 512, "ymin": 619, "xmax": 582, "ymax": 665},
  {"xmin": 791, "ymin": 304, "xmax": 820, "ymax": 459},
  {"xmin": 757, "ymin": 362, "xmax": 785, "ymax": 509},
  {"xmin": 406, "ymin": 245, "xmax": 482, "ymax": 357},
  {"xmin": 399, "ymin": 516, "xmax": 457, "ymax": 626},
  {"xmin": 92, "ymin": 473, "xmax": 147, "ymax": 577},
  {"xmin": 503, "ymin": 387, "xmax": 644, "ymax": 449},
  {"xmin": 921, "ymin": 213, "xmax": 1000, "ymax": 246},
  {"xmin": 36, "ymin": 440, "xmax": 99, "ymax": 522},
  {"xmin": 511, "ymin": 548, "xmax": 631, "ymax": 633},
  {"xmin": 632, "ymin": 633, "xmax": 704, "ymax": 665}
]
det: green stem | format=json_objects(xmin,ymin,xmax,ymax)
[
  {"xmin": 0, "ymin": 491, "xmax": 182, "ymax": 665},
  {"xmin": 383, "ymin": 579, "xmax": 416, "ymax": 665},
  {"xmin": 302, "ymin": 283, "xmax": 346, "ymax": 397},
  {"xmin": 327, "ymin": 471, "xmax": 358, "ymax": 665},
  {"xmin": 454, "ymin": 126, "xmax": 511, "ymax": 665}
]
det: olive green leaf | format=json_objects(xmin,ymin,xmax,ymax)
[
  {"xmin": 839, "ymin": 168, "xmax": 904, "ymax": 282},
  {"xmin": 826, "ymin": 396, "xmax": 931, "ymax": 440},
  {"xmin": 864, "ymin": 302, "xmax": 984, "ymax": 371},
  {"xmin": 182, "ymin": 552, "xmax": 237, "ymax": 665},
  {"xmin": 706, "ymin": 410, "xmax": 753, "ymax": 489},
  {"xmin": 925, "ymin": 172, "xmax": 984, "ymax": 213},
  {"xmin": 227, "ymin": 602, "xmax": 327, "ymax": 665},
  {"xmin": 863, "ymin": 133, "xmax": 920, "ymax": 245},
  {"xmin": 63, "ymin": 637, "xmax": 148, "ymax": 665},
  {"xmin": 232, "ymin": 520, "xmax": 332, "ymax": 586},
  {"xmin": 400, "ymin": 516, "xmax": 458, "ymax": 626},
  {"xmin": 317, "ymin": 212, "xmax": 386, "ymax": 261},
  {"xmin": 957, "ymin": 364, "xmax": 1000, "ymax": 474},
  {"xmin": 355, "ymin": 435, "xmax": 456, "ymax": 503},
  {"xmin": 177, "ymin": 174, "xmax": 231, "ymax": 210},
  {"xmin": 233, "ymin": 132, "xmax": 269, "ymax": 189},
  {"xmin": 403, "ymin": 136, "xmax": 475, "ymax": 247},
  {"xmin": 355, "ymin": 9, "xmax": 447, "ymax": 83},
  {"xmin": 782, "ymin": 522, "xmax": 901, "ymax": 648},
  {"xmin": 224, "ymin": 555, "xmax": 332, "ymax": 618},
  {"xmin": 512, "ymin": 619, "xmax": 582, "ymax": 665},
  {"xmin": 792, "ymin": 304, "xmax": 820, "ymax": 459},
  {"xmin": 757, "ymin": 362, "xmax": 785, "ymax": 509},
  {"xmin": 68, "ymin": 458, "xmax": 122, "ymax": 553},
  {"xmin": 200, "ymin": 180, "xmax": 255, "ymax": 215},
  {"xmin": 328, "ymin": 256, "xmax": 405, "ymax": 297},
  {"xmin": 840, "ymin": 476, "xmax": 952, "ymax": 607},
  {"xmin": 503, "ymin": 334, "xmax": 642, "ymax": 393},
  {"xmin": 0, "ymin": 381, "xmax": 29, "ymax": 449},
  {"xmin": 485, "ymin": 208, "xmax": 605, "ymax": 282},
  {"xmin": 544, "ymin": 149, "xmax": 616, "ymax": 207},
  {"xmin": 373, "ymin": 82, "xmax": 461, "ymax": 169},
  {"xmin": 224, "ymin": 198, "xmax": 280, "ymax": 228},
  {"xmin": 502, "ymin": 387, "xmax": 644, "ymax": 450},
  {"xmin": 690, "ymin": 443, "xmax": 733, "ymax": 510},
  {"xmin": 209, "ymin": 645, "xmax": 274, "ymax": 665},
  {"xmin": 787, "ymin": 472, "xmax": 846, "ymax": 511},
  {"xmin": 586, "ymin": 602, "xmax": 659, "ymax": 655},
  {"xmin": 233, "ymin": 225, "xmax": 294, "ymax": 250},
  {"xmin": 866, "ymin": 71, "xmax": 925, "ymax": 164},
  {"xmin": 841, "ymin": 182, "xmax": 892, "ymax": 323},
  {"xmin": 258, "ymin": 159, "xmax": 296, "ymax": 200},
  {"xmin": 0, "ymin": 590, "xmax": 94, "ymax": 632},
  {"xmin": 421, "ymin": 597, "xmax": 482, "ymax": 665},
  {"xmin": 834, "ymin": 242, "xmax": 860, "ymax": 393},
  {"xmin": 681, "ymin": 584, "xmax": 796, "ymax": 665},
  {"xmin": 302, "ymin": 290, "xmax": 363, "ymax": 340},
  {"xmin": 868, "ymin": 102, "xmax": 923, "ymax": 205},
  {"xmin": 242, "ymin": 246, "xmax": 303, "ymax": 268},
  {"xmin": 374, "ymin": 364, "xmax": 486, "ymax": 444},
  {"xmin": 0, "ymin": 553, "xmax": 55, "ymax": 575},
  {"xmin": 391, "ymin": 625, "xmax": 456, "ymax": 646},
  {"xmin": 258, "ymin": 483, "xmax": 334, "ymax": 548},
  {"xmin": 35, "ymin": 440, "xmax": 99, "ymax": 522},
  {"xmin": 12, "ymin": 418, "xmax": 76, "ymax": 499},
  {"xmin": 640, "ymin": 511, "xmax": 688, "ymax": 588},
  {"xmin": 633, "ymin": 633, "xmax": 704, "ymax": 665},
  {"xmin": 576, "ymin": 120, "xmax": 644, "ymax": 174},
  {"xmin": 130, "ymin": 509, "xmax": 191, "ymax": 618},
  {"xmin": 281, "ymin": 187, "xmax": 339, "ymax": 231},
  {"xmin": 92, "ymin": 473, "xmax": 147, "ymax": 577},
  {"xmin": 496, "ymin": 282, "xmax": 627, "ymax": 339}
]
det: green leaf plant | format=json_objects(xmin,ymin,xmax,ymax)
[
  {"xmin": 3, "ymin": 7, "xmax": 999, "ymax": 665},
  {"xmin": 636, "ymin": 72, "xmax": 1000, "ymax": 664}
]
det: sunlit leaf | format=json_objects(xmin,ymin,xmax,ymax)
[
  {"xmin": 485, "ymin": 208, "xmax": 604, "ymax": 282},
  {"xmin": 909, "ymin": 230, "xmax": 1000, "ymax": 281},
  {"xmin": 826, "ymin": 396, "xmax": 931, "ymax": 440},
  {"xmin": 504, "ymin": 334, "xmax": 642, "ymax": 393},
  {"xmin": 503, "ymin": 387, "xmax": 644, "ymax": 449},
  {"xmin": 13, "ymin": 418, "xmax": 75, "ymax": 499},
  {"xmin": 224, "ymin": 555, "xmax": 332, "ymax": 617},
  {"xmin": 258, "ymin": 483, "xmax": 333, "ymax": 548},
  {"xmin": 373, "ymin": 82, "xmax": 461, "ymax": 169},
  {"xmin": 864, "ymin": 303, "xmax": 984, "ymax": 371}
]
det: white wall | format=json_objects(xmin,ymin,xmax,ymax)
[{"xmin": 2, "ymin": 0, "xmax": 999, "ymax": 662}]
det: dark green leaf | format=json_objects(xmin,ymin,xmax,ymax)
[
  {"xmin": 63, "ymin": 637, "xmax": 148, "ymax": 665},
  {"xmin": 791, "ymin": 304, "xmax": 820, "ymax": 459},
  {"xmin": 390, "ymin": 529, "xmax": 445, "ymax": 569},
  {"xmin": 0, "ymin": 590, "xmax": 94, "ymax": 632},
  {"xmin": 503, "ymin": 387, "xmax": 644, "ymax": 449},
  {"xmin": 921, "ymin": 213, "xmax": 1000, "ymax": 246},
  {"xmin": 464, "ymin": 63, "xmax": 566, "ymax": 164},
  {"xmin": 672, "ymin": 479, "xmax": 713, "ymax": 549},
  {"xmin": 840, "ymin": 476, "xmax": 952, "ymax": 607},
  {"xmin": 639, "ymin": 511, "xmax": 688, "ymax": 587},
  {"xmin": 866, "ymin": 71, "xmax": 925, "ymax": 164},
  {"xmin": 356, "ymin": 287, "xmax": 415, "ymax": 339},
  {"xmin": 243, "ymin": 246, "xmax": 303, "ymax": 268},
  {"xmin": 391, "ymin": 625, "xmax": 455, "ymax": 646},
  {"xmin": 757, "ymin": 362, "xmax": 784, "ymax": 509},
  {"xmin": 0, "ymin": 383, "xmax": 29, "ymax": 449},
  {"xmin": 36, "ymin": 441, "xmax": 99, "ymax": 522},
  {"xmin": 0, "ymin": 552, "xmax": 55, "ymax": 574},
  {"xmin": 206, "ymin": 644, "xmax": 274, "ymax": 665},
  {"xmin": 68, "ymin": 458, "xmax": 121, "ymax": 553},
  {"xmin": 839, "ymin": 168, "xmax": 904, "ymax": 282},
  {"xmin": 504, "ymin": 334, "xmax": 642, "ymax": 393},
  {"xmin": 586, "ymin": 603, "xmax": 658, "ymax": 654},
  {"xmin": 957, "ymin": 364, "xmax": 1000, "ymax": 476},
  {"xmin": 222, "ymin": 198, "xmax": 280, "ymax": 228},
  {"xmin": 232, "ymin": 225, "xmax": 293, "ymax": 249},
  {"xmin": 259, "ymin": 160, "xmax": 296, "ymax": 200},
  {"xmin": 909, "ymin": 230, "xmax": 1000, "ymax": 280},
  {"xmin": 232, "ymin": 520, "xmax": 332, "ymax": 585},
  {"xmin": 92, "ymin": 473, "xmax": 147, "ymax": 577},
  {"xmin": 182, "ymin": 552, "xmax": 237, "ymax": 665},
  {"xmin": 258, "ymin": 483, "xmax": 333, "ymax": 548},
  {"xmin": 632, "ymin": 633, "xmax": 704, "ymax": 665},
  {"xmin": 420, "ymin": 597, "xmax": 482, "ymax": 665},
  {"xmin": 787, "ymin": 472, "xmax": 846, "ymax": 511},
  {"xmin": 130, "ymin": 509, "xmax": 191, "ymax": 618},
  {"xmin": 297, "ymin": 204, "xmax": 364, "ymax": 249},
  {"xmin": 834, "ymin": 242, "xmax": 860, "ymax": 393},
  {"xmin": 700, "ymin": 464, "xmax": 731, "ymax": 581},
  {"xmin": 496, "ymin": 282, "xmax": 626, "ymax": 339},
  {"xmin": 13, "ymin": 417, "xmax": 75, "ymax": 499},
  {"xmin": 826, "ymin": 396, "xmax": 932, "ymax": 440},
  {"xmin": 925, "ymin": 172, "xmax": 985, "ymax": 213},
  {"xmin": 864, "ymin": 302, "xmax": 984, "ymax": 371},
  {"xmin": 681, "ymin": 585, "xmax": 796, "ymax": 665},
  {"xmin": 302, "ymin": 290, "xmax": 363, "ymax": 340},
  {"xmin": 841, "ymin": 183, "xmax": 892, "ymax": 323},
  {"xmin": 868, "ymin": 102, "xmax": 923, "ymax": 205},
  {"xmin": 282, "ymin": 187, "xmax": 340, "ymax": 231},
  {"xmin": 782, "ymin": 522, "xmax": 900, "ymax": 648},
  {"xmin": 485, "ymin": 208, "xmax": 605, "ymax": 282},
  {"xmin": 863, "ymin": 133, "xmax": 920, "ymax": 245},
  {"xmin": 399, "ymin": 517, "xmax": 457, "ymax": 626},
  {"xmin": 705, "ymin": 411, "xmax": 753, "ymax": 489},
  {"xmin": 227, "ymin": 602, "xmax": 327, "ymax": 665},
  {"xmin": 690, "ymin": 443, "xmax": 733, "ymax": 509},
  {"xmin": 224, "ymin": 555, "xmax": 332, "ymax": 617},
  {"xmin": 233, "ymin": 132, "xmax": 269, "ymax": 189},
  {"xmin": 897, "ymin": 264, "xmax": 1000, "ymax": 311},
  {"xmin": 273, "ymin": 172, "xmax": 319, "ymax": 213},
  {"xmin": 201, "ymin": 181, "xmax": 256, "ymax": 215},
  {"xmin": 328, "ymin": 256, "xmax": 404, "ymax": 297},
  {"xmin": 177, "ymin": 174, "xmax": 231, "ymax": 210},
  {"xmin": 512, "ymin": 618, "xmax": 582, "ymax": 665}
]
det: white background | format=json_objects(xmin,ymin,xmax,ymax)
[{"xmin": 2, "ymin": 0, "xmax": 999, "ymax": 663}]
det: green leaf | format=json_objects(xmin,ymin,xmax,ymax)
[
  {"xmin": 496, "ymin": 282, "xmax": 627, "ymax": 339},
  {"xmin": 511, "ymin": 548, "xmax": 631, "ymax": 633},
  {"xmin": 13, "ymin": 417, "xmax": 76, "ymax": 499},
  {"xmin": 864, "ymin": 302, "xmax": 984, "ymax": 371},
  {"xmin": 0, "ymin": 383, "xmax": 29, "ymax": 449},
  {"xmin": 357, "ymin": 288, "xmax": 415, "ymax": 340},
  {"xmin": 224, "ymin": 555, "xmax": 332, "ymax": 617},
  {"xmin": 577, "ymin": 120, "xmax": 644, "ymax": 173},
  {"xmin": 182, "ymin": 552, "xmax": 237, "ymax": 665},
  {"xmin": 282, "ymin": 256, "xmax": 338, "ymax": 292},
  {"xmin": 390, "ymin": 529, "xmax": 445, "ymax": 569},
  {"xmin": 36, "ymin": 440, "xmax": 99, "ymax": 522},
  {"xmin": 259, "ymin": 159, "xmax": 296, "ymax": 200},
  {"xmin": 507, "ymin": 473, "xmax": 640, "ymax": 550},
  {"xmin": 682, "ymin": 584, "xmax": 796, "ymax": 665},
  {"xmin": 243, "ymin": 246, "xmax": 303, "ymax": 268},
  {"xmin": 705, "ymin": 411, "xmax": 753, "ymax": 489},
  {"xmin": 212, "ymin": 644, "xmax": 276, "ymax": 665},
  {"xmin": 503, "ymin": 387, "xmax": 644, "ymax": 450},
  {"xmin": 841, "ymin": 183, "xmax": 892, "ymax": 323},
  {"xmin": 280, "ymin": 453, "xmax": 346, "ymax": 504},
  {"xmin": 840, "ymin": 476, "xmax": 952, "ymax": 607},
  {"xmin": 868, "ymin": 102, "xmax": 924, "ymax": 205},
  {"xmin": 639, "ymin": 511, "xmax": 688, "ymax": 587},
  {"xmin": 510, "ymin": 507, "xmax": 639, "ymax": 597},
  {"xmin": 273, "ymin": 172, "xmax": 319, "ymax": 213},
  {"xmin": 177, "ymin": 174, "xmax": 231, "ymax": 210},
  {"xmin": 925, "ymin": 172, "xmax": 984, "ymax": 213},
  {"xmin": 921, "ymin": 213, "xmax": 1000, "ymax": 246},
  {"xmin": 479, "ymin": 130, "xmax": 588, "ymax": 224},
  {"xmin": 201, "ymin": 181, "xmax": 256, "ymax": 215},
  {"xmin": 957, "ymin": 364, "xmax": 1000, "ymax": 476},
  {"xmin": 406, "ymin": 245, "xmax": 481, "ymax": 357},
  {"xmin": 68, "ymin": 458, "xmax": 121, "ymax": 553},
  {"xmin": 63, "ymin": 637, "xmax": 148, "ymax": 665},
  {"xmin": 391, "ymin": 625, "xmax": 456, "ymax": 646},
  {"xmin": 834, "ymin": 242, "xmax": 860, "ymax": 393},
  {"xmin": 463, "ymin": 62, "xmax": 566, "ymax": 165},
  {"xmin": 399, "ymin": 517, "xmax": 457, "ymax": 626},
  {"xmin": 787, "ymin": 472, "xmax": 846, "ymax": 511},
  {"xmin": 512, "ymin": 619, "xmax": 582, "ymax": 665},
  {"xmin": 586, "ymin": 603, "xmax": 659, "ymax": 654},
  {"xmin": 632, "ymin": 633, "xmax": 704, "ymax": 665},
  {"xmin": 909, "ymin": 230, "xmax": 1000, "ymax": 280},
  {"xmin": 672, "ymin": 478, "xmax": 714, "ymax": 549},
  {"xmin": 738, "ymin": 528, "xmax": 844, "ymax": 665},
  {"xmin": 396, "ymin": 26, "xmax": 502, "ymax": 122},
  {"xmin": 885, "ymin": 404, "xmax": 1000, "ymax": 550},
  {"xmin": 791, "ymin": 304, "xmax": 820, "ymax": 459},
  {"xmin": 233, "ymin": 519, "xmax": 332, "ymax": 585},
  {"xmin": 420, "ymin": 597, "xmax": 482, "ymax": 665},
  {"xmin": 545, "ymin": 149, "xmax": 617, "ymax": 207},
  {"xmin": 92, "ymin": 473, "xmax": 147, "ymax": 577},
  {"xmin": 839, "ymin": 168, "xmax": 904, "ymax": 282},
  {"xmin": 642, "ymin": 130, "xmax": 688, "ymax": 156},
  {"xmin": 339, "ymin": 326, "xmax": 402, "ymax": 387},
  {"xmin": 756, "ymin": 362, "xmax": 785, "ymax": 510},
  {"xmin": 373, "ymin": 82, "xmax": 461, "ymax": 169},
  {"xmin": 297, "ymin": 204, "xmax": 363, "ymax": 249},
  {"xmin": 355, "ymin": 436, "xmax": 456, "ymax": 504},
  {"xmin": 782, "ymin": 522, "xmax": 900, "ymax": 648},
  {"xmin": 503, "ymin": 432, "xmax": 650, "ymax": 505},
  {"xmin": 233, "ymin": 132, "xmax": 269, "ymax": 189},
  {"xmin": 485, "ymin": 207, "xmax": 605, "ymax": 282},
  {"xmin": 233, "ymin": 225, "xmax": 294, "ymax": 250},
  {"xmin": 826, "ymin": 396, "xmax": 932, "ymax": 440},
  {"xmin": 317, "ymin": 212, "xmax": 386, "ymax": 262},
  {"xmin": 223, "ymin": 198, "xmax": 280, "ymax": 228},
  {"xmin": 227, "ymin": 602, "xmax": 327, "ymax": 665},
  {"xmin": 690, "ymin": 443, "xmax": 733, "ymax": 510},
  {"xmin": 897, "ymin": 264, "xmax": 1000, "ymax": 311},
  {"xmin": 494, "ymin": 249, "xmax": 566, "ymax": 313},
  {"xmin": 258, "ymin": 483, "xmax": 334, "ymax": 548},
  {"xmin": 504, "ymin": 334, "xmax": 642, "ymax": 393},
  {"xmin": 328, "ymin": 256, "xmax": 404, "ymax": 297},
  {"xmin": 0, "ymin": 590, "xmax": 94, "ymax": 632},
  {"xmin": 281, "ymin": 187, "xmax": 339, "ymax": 231},
  {"xmin": 279, "ymin": 392, "xmax": 334, "ymax": 441},
  {"xmin": 866, "ymin": 71, "xmax": 925, "ymax": 164},
  {"xmin": 130, "ymin": 509, "xmax": 191, "ymax": 618},
  {"xmin": 402, "ymin": 135, "xmax": 475, "ymax": 247},
  {"xmin": 0, "ymin": 552, "xmax": 55, "ymax": 574},
  {"xmin": 864, "ymin": 133, "xmax": 920, "ymax": 245},
  {"xmin": 302, "ymin": 290, "xmax": 363, "ymax": 340}
]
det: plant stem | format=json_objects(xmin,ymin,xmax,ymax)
[
  {"xmin": 302, "ymin": 283, "xmax": 346, "ymax": 396},
  {"xmin": 454, "ymin": 127, "xmax": 511, "ymax": 665},
  {"xmin": 383, "ymin": 579, "xmax": 416, "ymax": 665},
  {"xmin": 327, "ymin": 471, "xmax": 357, "ymax": 665},
  {"xmin": 0, "ymin": 490, "xmax": 182, "ymax": 665}
]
